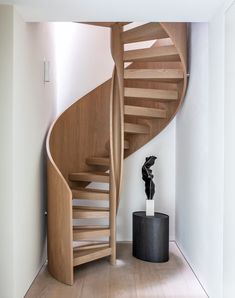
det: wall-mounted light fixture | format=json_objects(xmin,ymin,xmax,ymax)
[{"xmin": 44, "ymin": 60, "xmax": 50, "ymax": 83}]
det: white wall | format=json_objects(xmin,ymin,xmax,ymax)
[
  {"xmin": 0, "ymin": 5, "xmax": 14, "ymax": 298},
  {"xmin": 175, "ymin": 23, "xmax": 210, "ymax": 293},
  {"xmin": 12, "ymin": 12, "xmax": 57, "ymax": 298},
  {"xmin": 54, "ymin": 22, "xmax": 114, "ymax": 113},
  {"xmin": 175, "ymin": 17, "xmax": 225, "ymax": 298},
  {"xmin": 174, "ymin": 4, "xmax": 235, "ymax": 296},
  {"xmin": 0, "ymin": 5, "xmax": 57, "ymax": 298},
  {"xmin": 208, "ymin": 9, "xmax": 225, "ymax": 298},
  {"xmin": 224, "ymin": 3, "xmax": 235, "ymax": 297}
]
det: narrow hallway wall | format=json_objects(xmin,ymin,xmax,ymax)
[
  {"xmin": 0, "ymin": 5, "xmax": 14, "ymax": 298},
  {"xmin": 224, "ymin": 3, "xmax": 235, "ymax": 296},
  {"xmin": 13, "ymin": 10, "xmax": 57, "ymax": 298},
  {"xmin": 0, "ymin": 6, "xmax": 57, "ymax": 298},
  {"xmin": 175, "ymin": 23, "xmax": 210, "ymax": 293}
]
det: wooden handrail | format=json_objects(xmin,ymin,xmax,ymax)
[{"xmin": 46, "ymin": 122, "xmax": 73, "ymax": 285}]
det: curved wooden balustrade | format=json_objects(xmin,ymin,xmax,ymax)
[
  {"xmin": 46, "ymin": 22, "xmax": 188, "ymax": 285},
  {"xmin": 46, "ymin": 81, "xmax": 111, "ymax": 285}
]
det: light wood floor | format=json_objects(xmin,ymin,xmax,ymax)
[{"xmin": 25, "ymin": 242, "xmax": 208, "ymax": 298}]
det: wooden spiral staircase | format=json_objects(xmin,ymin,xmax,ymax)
[{"xmin": 46, "ymin": 22, "xmax": 188, "ymax": 285}]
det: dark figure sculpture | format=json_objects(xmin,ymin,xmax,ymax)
[{"xmin": 142, "ymin": 156, "xmax": 157, "ymax": 200}]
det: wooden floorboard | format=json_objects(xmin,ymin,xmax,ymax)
[{"xmin": 25, "ymin": 242, "xmax": 208, "ymax": 298}]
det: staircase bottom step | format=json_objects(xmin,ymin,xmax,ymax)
[
  {"xmin": 73, "ymin": 247, "xmax": 111, "ymax": 267},
  {"xmin": 73, "ymin": 227, "xmax": 110, "ymax": 240}
]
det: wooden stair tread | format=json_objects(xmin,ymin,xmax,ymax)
[
  {"xmin": 73, "ymin": 247, "xmax": 111, "ymax": 266},
  {"xmin": 124, "ymin": 123, "xmax": 149, "ymax": 134},
  {"xmin": 69, "ymin": 172, "xmax": 109, "ymax": 183},
  {"xmin": 73, "ymin": 206, "xmax": 109, "ymax": 218},
  {"xmin": 124, "ymin": 105, "xmax": 166, "ymax": 119},
  {"xmin": 74, "ymin": 225, "xmax": 109, "ymax": 229},
  {"xmin": 105, "ymin": 140, "xmax": 129, "ymax": 151},
  {"xmin": 124, "ymin": 87, "xmax": 178, "ymax": 100},
  {"xmin": 73, "ymin": 206, "xmax": 109, "ymax": 211},
  {"xmin": 73, "ymin": 242, "xmax": 109, "ymax": 251},
  {"xmin": 124, "ymin": 68, "xmax": 184, "ymax": 80},
  {"xmin": 124, "ymin": 45, "xmax": 180, "ymax": 62},
  {"xmin": 73, "ymin": 227, "xmax": 111, "ymax": 240},
  {"xmin": 122, "ymin": 23, "xmax": 168, "ymax": 44},
  {"xmin": 72, "ymin": 187, "xmax": 109, "ymax": 200},
  {"xmin": 86, "ymin": 157, "xmax": 109, "ymax": 167}
]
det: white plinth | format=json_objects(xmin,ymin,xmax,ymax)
[{"xmin": 146, "ymin": 200, "xmax": 154, "ymax": 216}]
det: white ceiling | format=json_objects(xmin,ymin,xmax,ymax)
[{"xmin": 0, "ymin": 0, "xmax": 227, "ymax": 22}]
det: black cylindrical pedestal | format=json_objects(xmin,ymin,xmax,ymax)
[{"xmin": 133, "ymin": 211, "xmax": 169, "ymax": 262}]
